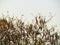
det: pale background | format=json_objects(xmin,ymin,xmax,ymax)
[{"xmin": 0, "ymin": 0, "xmax": 60, "ymax": 33}]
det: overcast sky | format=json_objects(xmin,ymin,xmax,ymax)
[{"xmin": 0, "ymin": 0, "xmax": 60, "ymax": 32}]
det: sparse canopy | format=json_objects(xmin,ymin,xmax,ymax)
[{"xmin": 0, "ymin": 14, "xmax": 58, "ymax": 45}]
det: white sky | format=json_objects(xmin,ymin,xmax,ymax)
[{"xmin": 0, "ymin": 0, "xmax": 60, "ymax": 32}]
